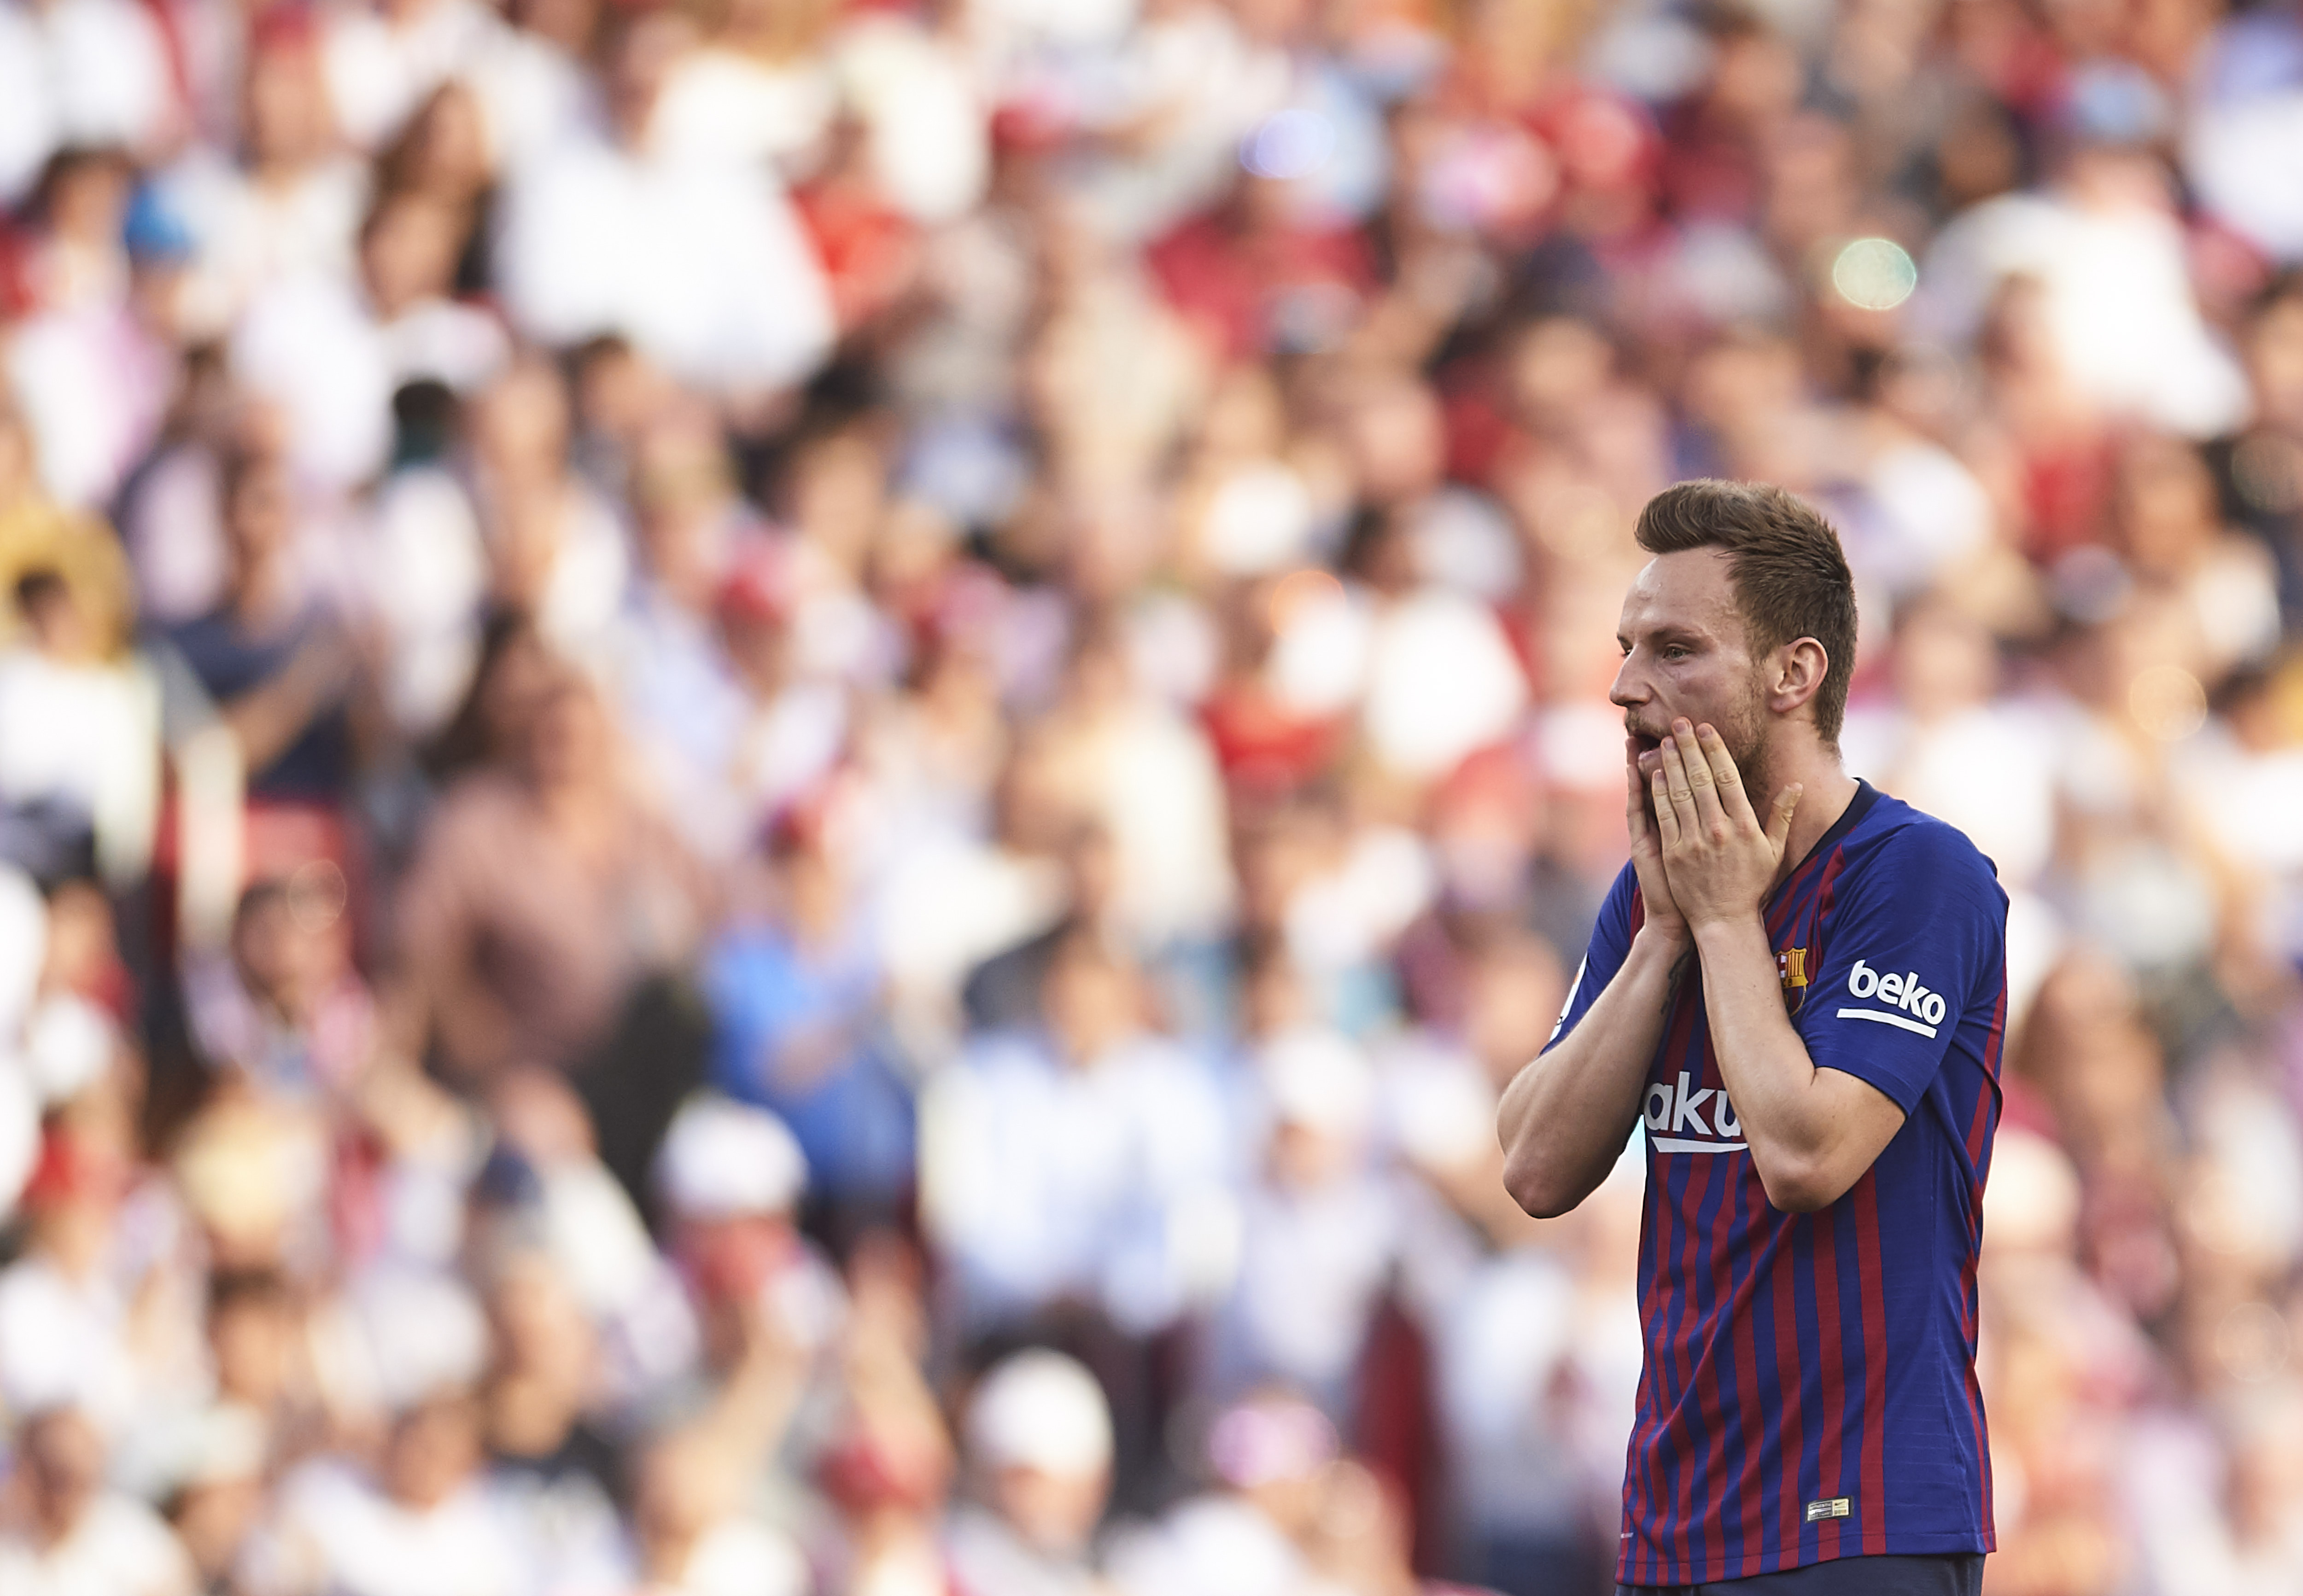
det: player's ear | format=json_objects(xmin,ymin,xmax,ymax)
[{"xmin": 1768, "ymin": 638, "xmax": 1828, "ymax": 715}]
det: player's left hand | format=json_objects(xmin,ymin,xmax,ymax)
[{"xmin": 1650, "ymin": 720, "xmax": 1801, "ymax": 932}]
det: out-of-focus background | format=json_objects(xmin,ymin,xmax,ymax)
[{"xmin": 0, "ymin": 0, "xmax": 2300, "ymax": 1590}]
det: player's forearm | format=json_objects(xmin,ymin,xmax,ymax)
[
  {"xmin": 1691, "ymin": 914, "xmax": 1846, "ymax": 1211},
  {"xmin": 1498, "ymin": 924, "xmax": 1689, "ymax": 1217}
]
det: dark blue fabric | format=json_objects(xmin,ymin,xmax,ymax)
[
  {"xmin": 1551, "ymin": 785, "xmax": 2007, "ymax": 1584},
  {"xmin": 1618, "ymin": 1550, "xmax": 1984, "ymax": 1595},
  {"xmin": 169, "ymin": 606, "xmax": 351, "ymax": 801}
]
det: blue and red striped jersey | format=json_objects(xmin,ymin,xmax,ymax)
[{"xmin": 1548, "ymin": 782, "xmax": 2006, "ymax": 1587}]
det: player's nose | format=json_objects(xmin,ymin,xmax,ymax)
[{"xmin": 1608, "ymin": 658, "xmax": 1648, "ymax": 710}]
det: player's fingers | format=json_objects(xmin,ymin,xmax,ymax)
[
  {"xmin": 1766, "ymin": 783, "xmax": 1802, "ymax": 860},
  {"xmin": 1657, "ymin": 729, "xmax": 1702, "ymax": 836},
  {"xmin": 1624, "ymin": 739, "xmax": 1648, "ymax": 839},
  {"xmin": 1695, "ymin": 723, "xmax": 1755, "ymax": 827},
  {"xmin": 1674, "ymin": 723, "xmax": 1712, "ymax": 790},
  {"xmin": 1650, "ymin": 769, "xmax": 1682, "ymax": 847},
  {"xmin": 1674, "ymin": 722, "xmax": 1728, "ymax": 831}
]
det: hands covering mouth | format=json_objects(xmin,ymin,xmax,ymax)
[{"xmin": 1627, "ymin": 719, "xmax": 1804, "ymax": 935}]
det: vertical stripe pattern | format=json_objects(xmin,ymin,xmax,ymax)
[{"xmin": 1613, "ymin": 789, "xmax": 2003, "ymax": 1584}]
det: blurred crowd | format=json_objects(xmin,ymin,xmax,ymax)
[{"xmin": 2, "ymin": 0, "xmax": 2303, "ymax": 1590}]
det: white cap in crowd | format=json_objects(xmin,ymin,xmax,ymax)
[
  {"xmin": 654, "ymin": 1095, "xmax": 808, "ymax": 1220},
  {"xmin": 965, "ymin": 1351, "xmax": 1114, "ymax": 1479}
]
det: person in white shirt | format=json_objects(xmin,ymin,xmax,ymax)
[
  {"xmin": 1202, "ymin": 1027, "xmax": 1465, "ymax": 1427},
  {"xmin": 2185, "ymin": 4, "xmax": 2303, "ymax": 265},
  {"xmin": 242, "ymin": 1388, "xmax": 527, "ymax": 1596},
  {"xmin": 0, "ymin": 569, "xmax": 159, "ymax": 886},
  {"xmin": 645, "ymin": 0, "xmax": 837, "ymax": 175},
  {"xmin": 1913, "ymin": 64, "xmax": 2253, "ymax": 440},
  {"xmin": 5, "ymin": 166, "xmax": 190, "ymax": 517},
  {"xmin": 228, "ymin": 1258, "xmax": 535, "ymax": 1596},
  {"xmin": 358, "ymin": 358, "xmax": 628, "ymax": 738},
  {"xmin": 0, "ymin": 0, "xmax": 177, "ymax": 205},
  {"xmin": 606, "ymin": 410, "xmax": 765, "ymax": 862},
  {"xmin": 942, "ymin": 1350, "xmax": 1118, "ymax": 1596},
  {"xmin": 0, "ymin": 1406, "xmax": 198, "ymax": 1596},
  {"xmin": 922, "ymin": 929, "xmax": 1236, "ymax": 1341},
  {"xmin": 1837, "ymin": 591, "xmax": 2057, "ymax": 891},
  {"xmin": 493, "ymin": 6, "xmax": 835, "ymax": 402},
  {"xmin": 462, "ymin": 0, "xmax": 600, "ymax": 176},
  {"xmin": 1270, "ymin": 502, "xmax": 1529, "ymax": 788},
  {"xmin": 1039, "ymin": 626, "xmax": 1239, "ymax": 952},
  {"xmin": 831, "ymin": 6, "xmax": 990, "ymax": 226},
  {"xmin": 467, "ymin": 359, "xmax": 633, "ymax": 664},
  {"xmin": 0, "ymin": 1118, "xmax": 151, "ymax": 1439},
  {"xmin": 161, "ymin": 16, "xmax": 370, "ymax": 344},
  {"xmin": 231, "ymin": 187, "xmax": 509, "ymax": 495},
  {"xmin": 321, "ymin": 0, "xmax": 503, "ymax": 154}
]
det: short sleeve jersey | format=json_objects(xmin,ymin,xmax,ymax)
[{"xmin": 1547, "ymin": 783, "xmax": 2008, "ymax": 1587}]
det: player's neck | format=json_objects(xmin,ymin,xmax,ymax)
[{"xmin": 1760, "ymin": 745, "xmax": 1862, "ymax": 886}]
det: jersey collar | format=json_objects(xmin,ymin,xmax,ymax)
[{"xmin": 1767, "ymin": 778, "xmax": 1880, "ymax": 909}]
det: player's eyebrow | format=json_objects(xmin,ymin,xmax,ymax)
[{"xmin": 1619, "ymin": 623, "xmax": 1710, "ymax": 651}]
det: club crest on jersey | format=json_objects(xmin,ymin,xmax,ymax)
[{"xmin": 1777, "ymin": 946, "xmax": 1809, "ymax": 1015}]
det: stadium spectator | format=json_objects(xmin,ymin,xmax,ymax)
[
  {"xmin": 944, "ymin": 1348, "xmax": 1116, "ymax": 1596},
  {"xmin": 0, "ymin": 1405, "xmax": 196, "ymax": 1596}
]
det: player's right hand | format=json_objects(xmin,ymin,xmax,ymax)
[{"xmin": 1626, "ymin": 736, "xmax": 1689, "ymax": 945}]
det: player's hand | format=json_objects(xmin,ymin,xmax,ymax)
[
  {"xmin": 1649, "ymin": 721, "xmax": 1800, "ymax": 932},
  {"xmin": 1625, "ymin": 736, "xmax": 1688, "ymax": 947}
]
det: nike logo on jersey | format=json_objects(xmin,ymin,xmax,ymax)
[
  {"xmin": 1643, "ymin": 1071, "xmax": 1746, "ymax": 1153},
  {"xmin": 1837, "ymin": 957, "xmax": 1947, "ymax": 1037},
  {"xmin": 1549, "ymin": 956, "xmax": 1586, "ymax": 1044}
]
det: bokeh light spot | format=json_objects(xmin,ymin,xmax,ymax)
[
  {"xmin": 2214, "ymin": 1300, "xmax": 2292, "ymax": 1385},
  {"xmin": 1242, "ymin": 109, "xmax": 1337, "ymax": 181},
  {"xmin": 2128, "ymin": 664, "xmax": 2207, "ymax": 743},
  {"xmin": 288, "ymin": 857, "xmax": 350, "ymax": 932},
  {"xmin": 1830, "ymin": 237, "xmax": 1919, "ymax": 312}
]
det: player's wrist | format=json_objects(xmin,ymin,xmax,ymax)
[
  {"xmin": 1634, "ymin": 917, "xmax": 1691, "ymax": 955},
  {"xmin": 1688, "ymin": 910, "xmax": 1765, "ymax": 947}
]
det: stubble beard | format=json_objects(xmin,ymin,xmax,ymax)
[{"xmin": 1721, "ymin": 692, "xmax": 1772, "ymax": 811}]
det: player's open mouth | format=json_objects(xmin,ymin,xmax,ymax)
[{"xmin": 1631, "ymin": 731, "xmax": 1664, "ymax": 775}]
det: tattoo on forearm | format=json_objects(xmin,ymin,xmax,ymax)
[{"xmin": 1663, "ymin": 949, "xmax": 1694, "ymax": 1017}]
